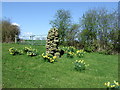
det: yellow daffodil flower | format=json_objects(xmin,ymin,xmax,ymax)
[
  {"xmin": 107, "ymin": 82, "xmax": 110, "ymax": 87},
  {"xmin": 53, "ymin": 56, "xmax": 57, "ymax": 59},
  {"xmin": 114, "ymin": 80, "xmax": 119, "ymax": 86},
  {"xmin": 110, "ymin": 85, "xmax": 115, "ymax": 88},
  {"xmin": 104, "ymin": 83, "xmax": 107, "ymax": 86}
]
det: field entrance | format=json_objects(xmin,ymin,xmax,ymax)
[{"xmin": 18, "ymin": 35, "xmax": 47, "ymax": 45}]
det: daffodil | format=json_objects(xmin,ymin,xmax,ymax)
[
  {"xmin": 53, "ymin": 56, "xmax": 57, "ymax": 59},
  {"xmin": 104, "ymin": 83, "xmax": 107, "ymax": 86},
  {"xmin": 114, "ymin": 80, "xmax": 119, "ymax": 86},
  {"xmin": 107, "ymin": 82, "xmax": 110, "ymax": 87},
  {"xmin": 110, "ymin": 85, "xmax": 115, "ymax": 88}
]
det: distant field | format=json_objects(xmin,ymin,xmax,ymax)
[
  {"xmin": 2, "ymin": 43, "xmax": 118, "ymax": 88},
  {"xmin": 18, "ymin": 40, "xmax": 46, "ymax": 45}
]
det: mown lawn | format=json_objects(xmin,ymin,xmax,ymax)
[{"xmin": 2, "ymin": 43, "xmax": 118, "ymax": 88}]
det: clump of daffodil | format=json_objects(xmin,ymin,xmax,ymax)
[
  {"xmin": 76, "ymin": 49, "xmax": 85, "ymax": 58},
  {"xmin": 61, "ymin": 46, "xmax": 76, "ymax": 53},
  {"xmin": 9, "ymin": 47, "xmax": 23, "ymax": 55},
  {"xmin": 9, "ymin": 47, "xmax": 18, "ymax": 55},
  {"xmin": 23, "ymin": 47, "xmax": 38, "ymax": 56},
  {"xmin": 60, "ymin": 46, "xmax": 86, "ymax": 59},
  {"xmin": 104, "ymin": 81, "xmax": 120, "ymax": 89},
  {"xmin": 41, "ymin": 53, "xmax": 57, "ymax": 63},
  {"xmin": 67, "ymin": 51, "xmax": 75, "ymax": 58},
  {"xmin": 74, "ymin": 59, "xmax": 89, "ymax": 71}
]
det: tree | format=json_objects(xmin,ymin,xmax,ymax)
[
  {"xmin": 66, "ymin": 23, "xmax": 80, "ymax": 46},
  {"xmin": 50, "ymin": 9, "xmax": 72, "ymax": 45},
  {"xmin": 108, "ymin": 11, "xmax": 119, "ymax": 53},
  {"xmin": 78, "ymin": 8, "xmax": 118, "ymax": 53},
  {"xmin": 1, "ymin": 18, "xmax": 20, "ymax": 43},
  {"xmin": 79, "ymin": 9, "xmax": 98, "ymax": 52}
]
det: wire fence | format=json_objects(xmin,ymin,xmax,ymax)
[{"xmin": 16, "ymin": 34, "xmax": 47, "ymax": 45}]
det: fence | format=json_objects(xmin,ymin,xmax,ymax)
[{"xmin": 16, "ymin": 34, "xmax": 47, "ymax": 45}]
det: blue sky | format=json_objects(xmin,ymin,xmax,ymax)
[{"xmin": 2, "ymin": 2, "xmax": 118, "ymax": 36}]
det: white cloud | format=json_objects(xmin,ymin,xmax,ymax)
[{"xmin": 11, "ymin": 23, "xmax": 20, "ymax": 27}]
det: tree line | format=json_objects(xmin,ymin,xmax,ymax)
[
  {"xmin": 50, "ymin": 8, "xmax": 119, "ymax": 55},
  {"xmin": 0, "ymin": 19, "xmax": 20, "ymax": 43}
]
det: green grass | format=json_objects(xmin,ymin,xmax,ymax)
[
  {"xmin": 2, "ymin": 43, "xmax": 118, "ymax": 88},
  {"xmin": 18, "ymin": 40, "xmax": 46, "ymax": 45}
]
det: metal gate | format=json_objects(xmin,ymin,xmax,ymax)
[{"xmin": 17, "ymin": 34, "xmax": 47, "ymax": 45}]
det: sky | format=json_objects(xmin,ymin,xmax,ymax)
[{"xmin": 2, "ymin": 2, "xmax": 118, "ymax": 37}]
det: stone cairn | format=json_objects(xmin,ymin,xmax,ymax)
[{"xmin": 46, "ymin": 27, "xmax": 60, "ymax": 57}]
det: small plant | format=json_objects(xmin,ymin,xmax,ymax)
[
  {"xmin": 74, "ymin": 60, "xmax": 89, "ymax": 71},
  {"xmin": 23, "ymin": 47, "xmax": 33, "ymax": 53},
  {"xmin": 76, "ymin": 49, "xmax": 85, "ymax": 58},
  {"xmin": 18, "ymin": 50, "xmax": 24, "ymax": 55},
  {"xmin": 23, "ymin": 47, "xmax": 38, "ymax": 56},
  {"xmin": 41, "ymin": 53, "xmax": 57, "ymax": 63},
  {"xmin": 62, "ymin": 46, "xmax": 76, "ymax": 53},
  {"xmin": 27, "ymin": 51, "xmax": 37, "ymax": 56},
  {"xmin": 104, "ymin": 81, "xmax": 120, "ymax": 89},
  {"xmin": 67, "ymin": 52, "xmax": 75, "ymax": 58},
  {"xmin": 9, "ymin": 47, "xmax": 23, "ymax": 55},
  {"xmin": 67, "ymin": 46, "xmax": 76, "ymax": 53}
]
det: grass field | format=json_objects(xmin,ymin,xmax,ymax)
[
  {"xmin": 18, "ymin": 40, "xmax": 46, "ymax": 45},
  {"xmin": 2, "ymin": 43, "xmax": 118, "ymax": 88}
]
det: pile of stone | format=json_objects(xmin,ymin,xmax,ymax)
[{"xmin": 46, "ymin": 27, "xmax": 60, "ymax": 57}]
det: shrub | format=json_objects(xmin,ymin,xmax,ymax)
[
  {"xmin": 74, "ymin": 60, "xmax": 89, "ymax": 71},
  {"xmin": 84, "ymin": 46, "xmax": 95, "ymax": 53},
  {"xmin": 98, "ymin": 49, "xmax": 113, "ymax": 55}
]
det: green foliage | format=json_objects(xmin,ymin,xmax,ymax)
[
  {"xmin": 78, "ymin": 8, "xmax": 118, "ymax": 54},
  {"xmin": 98, "ymin": 49, "xmax": 113, "ymax": 55},
  {"xmin": 74, "ymin": 60, "xmax": 89, "ymax": 71},
  {"xmin": 66, "ymin": 24, "xmax": 80, "ymax": 45},
  {"xmin": 62, "ymin": 46, "xmax": 76, "ymax": 53},
  {"xmin": 61, "ymin": 46, "xmax": 85, "ymax": 58},
  {"xmin": 1, "ymin": 18, "xmax": 20, "ymax": 43},
  {"xmin": 50, "ymin": 9, "xmax": 72, "ymax": 44},
  {"xmin": 84, "ymin": 46, "xmax": 95, "ymax": 53}
]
